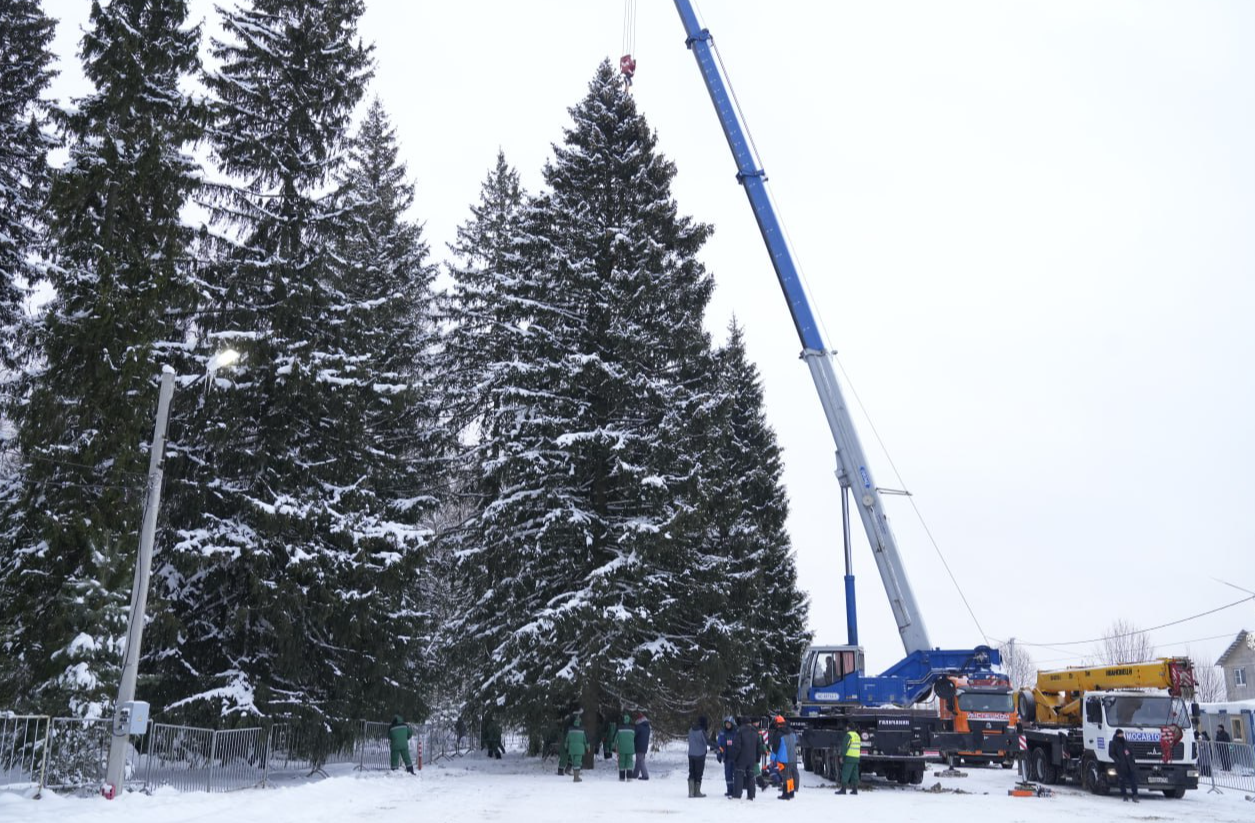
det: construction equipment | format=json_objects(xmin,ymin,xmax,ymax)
[
  {"xmin": 934, "ymin": 674, "xmax": 1018, "ymax": 767},
  {"xmin": 1018, "ymin": 658, "xmax": 1201, "ymax": 798},
  {"xmin": 671, "ymin": 1, "xmax": 1001, "ymax": 786}
]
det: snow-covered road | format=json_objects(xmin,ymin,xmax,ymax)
[{"xmin": 3, "ymin": 741, "xmax": 1251, "ymax": 823}]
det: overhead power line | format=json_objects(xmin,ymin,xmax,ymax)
[{"xmin": 1005, "ymin": 595, "xmax": 1255, "ymax": 648}]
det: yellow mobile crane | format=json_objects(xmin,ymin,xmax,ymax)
[{"xmin": 1017, "ymin": 658, "xmax": 1200, "ymax": 798}]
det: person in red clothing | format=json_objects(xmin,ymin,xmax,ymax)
[{"xmin": 620, "ymin": 54, "xmax": 636, "ymax": 87}]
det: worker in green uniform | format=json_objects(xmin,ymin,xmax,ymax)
[
  {"xmin": 388, "ymin": 715, "xmax": 415, "ymax": 774},
  {"xmin": 565, "ymin": 716, "xmax": 589, "ymax": 782},
  {"xmin": 613, "ymin": 713, "xmax": 636, "ymax": 780},
  {"xmin": 834, "ymin": 723, "xmax": 860, "ymax": 795}
]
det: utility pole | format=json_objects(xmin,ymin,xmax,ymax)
[{"xmin": 104, "ymin": 368, "xmax": 175, "ymax": 797}]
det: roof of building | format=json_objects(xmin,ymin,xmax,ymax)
[{"xmin": 1217, "ymin": 629, "xmax": 1253, "ymax": 667}]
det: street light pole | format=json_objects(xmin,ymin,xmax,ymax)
[{"xmin": 104, "ymin": 367, "xmax": 175, "ymax": 796}]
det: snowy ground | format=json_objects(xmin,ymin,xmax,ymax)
[{"xmin": 3, "ymin": 741, "xmax": 1252, "ymax": 823}]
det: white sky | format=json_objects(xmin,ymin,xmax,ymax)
[{"xmin": 40, "ymin": 1, "xmax": 1255, "ymax": 678}]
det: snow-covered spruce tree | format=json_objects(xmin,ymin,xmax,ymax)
[
  {"xmin": 439, "ymin": 150, "xmax": 528, "ymax": 712},
  {"xmin": 450, "ymin": 62, "xmax": 730, "ymax": 743},
  {"xmin": 149, "ymin": 1, "xmax": 427, "ymax": 727},
  {"xmin": 707, "ymin": 319, "xmax": 810, "ymax": 713},
  {"xmin": 0, "ymin": 0, "xmax": 55, "ymax": 376},
  {"xmin": 0, "ymin": 0, "xmax": 205, "ymax": 716},
  {"xmin": 443, "ymin": 150, "xmax": 527, "ymax": 432},
  {"xmin": 0, "ymin": 0, "xmax": 56, "ymax": 709},
  {"xmin": 325, "ymin": 96, "xmax": 444, "ymax": 718}
]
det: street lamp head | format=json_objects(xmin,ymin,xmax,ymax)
[{"xmin": 207, "ymin": 348, "xmax": 241, "ymax": 374}]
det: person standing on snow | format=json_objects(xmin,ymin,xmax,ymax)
[
  {"xmin": 834, "ymin": 722, "xmax": 861, "ymax": 795},
  {"xmin": 388, "ymin": 715, "xmax": 415, "ymax": 774},
  {"xmin": 729, "ymin": 716, "xmax": 766, "ymax": 800},
  {"xmin": 483, "ymin": 713, "xmax": 504, "ymax": 759},
  {"xmin": 555, "ymin": 707, "xmax": 581, "ymax": 775},
  {"xmin": 1109, "ymin": 728, "xmax": 1139, "ymax": 802},
  {"xmin": 770, "ymin": 716, "xmax": 798, "ymax": 800},
  {"xmin": 613, "ymin": 713, "xmax": 636, "ymax": 780},
  {"xmin": 632, "ymin": 711, "xmax": 652, "ymax": 780},
  {"xmin": 715, "ymin": 716, "xmax": 737, "ymax": 797},
  {"xmin": 1216, "ymin": 725, "xmax": 1233, "ymax": 770},
  {"xmin": 564, "ymin": 716, "xmax": 589, "ymax": 782},
  {"xmin": 686, "ymin": 716, "xmax": 710, "ymax": 798}
]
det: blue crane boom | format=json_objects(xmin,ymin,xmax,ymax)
[
  {"xmin": 671, "ymin": 0, "xmax": 928, "ymax": 657},
  {"xmin": 671, "ymin": 1, "xmax": 1001, "ymax": 712}
]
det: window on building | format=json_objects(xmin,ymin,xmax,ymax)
[{"xmin": 1237, "ymin": 667, "xmax": 1248, "ymax": 688}]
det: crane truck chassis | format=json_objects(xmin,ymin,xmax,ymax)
[{"xmin": 1018, "ymin": 659, "xmax": 1201, "ymax": 798}]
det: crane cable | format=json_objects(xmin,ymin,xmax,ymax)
[
  {"xmin": 695, "ymin": 3, "xmax": 993, "ymax": 645},
  {"xmin": 622, "ymin": 0, "xmax": 637, "ymax": 62}
]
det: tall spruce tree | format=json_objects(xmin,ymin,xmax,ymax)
[
  {"xmin": 443, "ymin": 150, "xmax": 527, "ymax": 431},
  {"xmin": 0, "ymin": 0, "xmax": 55, "ymax": 377},
  {"xmin": 326, "ymin": 96, "xmax": 443, "ymax": 715},
  {"xmin": 148, "ymin": 0, "xmax": 421, "ymax": 725},
  {"xmin": 708, "ymin": 320, "xmax": 810, "ymax": 711},
  {"xmin": 0, "ymin": 0, "xmax": 56, "ymax": 709},
  {"xmin": 449, "ymin": 62, "xmax": 730, "ymax": 740},
  {"xmin": 0, "ymin": 0, "xmax": 205, "ymax": 715}
]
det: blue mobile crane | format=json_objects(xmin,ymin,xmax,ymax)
[{"xmin": 671, "ymin": 1, "xmax": 1010, "ymax": 783}]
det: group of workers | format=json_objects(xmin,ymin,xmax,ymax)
[{"xmin": 551, "ymin": 712, "xmax": 863, "ymax": 800}]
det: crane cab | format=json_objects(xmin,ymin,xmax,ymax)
[{"xmin": 798, "ymin": 645, "xmax": 865, "ymax": 713}]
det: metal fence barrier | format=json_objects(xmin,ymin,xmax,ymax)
[
  {"xmin": 141, "ymin": 723, "xmax": 214, "ymax": 793},
  {"xmin": 207, "ymin": 728, "xmax": 265, "ymax": 792},
  {"xmin": 1, "ymin": 713, "xmax": 441, "ymax": 797},
  {"xmin": 0, "ymin": 715, "xmax": 49, "ymax": 792},
  {"xmin": 43, "ymin": 717, "xmax": 116, "ymax": 791},
  {"xmin": 1201, "ymin": 740, "xmax": 1255, "ymax": 797},
  {"xmin": 357, "ymin": 720, "xmax": 425, "ymax": 771}
]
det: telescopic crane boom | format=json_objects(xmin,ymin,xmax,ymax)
[{"xmin": 671, "ymin": 0, "xmax": 928, "ymax": 657}]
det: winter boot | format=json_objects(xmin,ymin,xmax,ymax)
[
  {"xmin": 573, "ymin": 769, "xmax": 582, "ymax": 783},
  {"xmin": 619, "ymin": 770, "xmax": 626, "ymax": 781},
  {"xmin": 557, "ymin": 765, "xmax": 565, "ymax": 775},
  {"xmin": 851, "ymin": 787, "xmax": 858, "ymax": 796},
  {"xmin": 694, "ymin": 780, "xmax": 706, "ymax": 798},
  {"xmin": 687, "ymin": 779, "xmax": 695, "ymax": 798},
  {"xmin": 835, "ymin": 788, "xmax": 847, "ymax": 795},
  {"xmin": 406, "ymin": 766, "xmax": 415, "ymax": 775}
]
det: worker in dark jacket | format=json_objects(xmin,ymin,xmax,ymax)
[
  {"xmin": 613, "ymin": 713, "xmax": 636, "ymax": 780},
  {"xmin": 632, "ymin": 712, "xmax": 652, "ymax": 780},
  {"xmin": 729, "ymin": 717, "xmax": 766, "ymax": 800},
  {"xmin": 1109, "ymin": 728, "xmax": 1139, "ymax": 802},
  {"xmin": 1216, "ymin": 725, "xmax": 1233, "ymax": 770},
  {"xmin": 483, "ymin": 714, "xmax": 504, "ymax": 759},
  {"xmin": 715, "ymin": 716, "xmax": 737, "ymax": 797},
  {"xmin": 388, "ymin": 715, "xmax": 414, "ymax": 774}
]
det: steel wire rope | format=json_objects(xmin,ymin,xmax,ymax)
[{"xmin": 622, "ymin": 0, "xmax": 637, "ymax": 61}]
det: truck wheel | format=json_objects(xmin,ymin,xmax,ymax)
[
  {"xmin": 802, "ymin": 749, "xmax": 815, "ymax": 773},
  {"xmin": 1162, "ymin": 787, "xmax": 1186, "ymax": 799},
  {"xmin": 1029, "ymin": 747, "xmax": 1057, "ymax": 784},
  {"xmin": 909, "ymin": 767, "xmax": 924, "ymax": 785},
  {"xmin": 1082, "ymin": 757, "xmax": 1109, "ymax": 796}
]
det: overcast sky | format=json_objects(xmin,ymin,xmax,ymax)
[{"xmin": 41, "ymin": 1, "xmax": 1255, "ymax": 678}]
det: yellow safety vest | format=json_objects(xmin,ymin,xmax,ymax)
[{"xmin": 845, "ymin": 730, "xmax": 862, "ymax": 759}]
